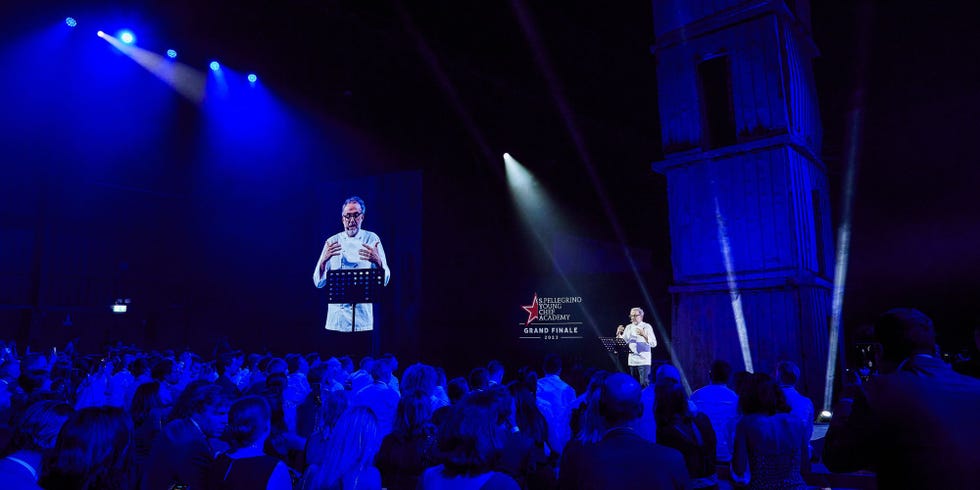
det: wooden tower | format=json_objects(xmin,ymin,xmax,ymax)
[{"xmin": 651, "ymin": 0, "xmax": 832, "ymax": 407}]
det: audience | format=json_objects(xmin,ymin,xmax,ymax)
[
  {"xmin": 0, "ymin": 308, "xmax": 975, "ymax": 490},
  {"xmin": 535, "ymin": 353, "xmax": 574, "ymax": 454},
  {"xmin": 559, "ymin": 372, "xmax": 690, "ymax": 489},
  {"xmin": 350, "ymin": 362, "xmax": 400, "ymax": 438},
  {"xmin": 468, "ymin": 367, "xmax": 490, "ymax": 392},
  {"xmin": 487, "ymin": 360, "xmax": 505, "ymax": 386},
  {"xmin": 655, "ymin": 379, "xmax": 718, "ymax": 489},
  {"xmin": 568, "ymin": 369, "xmax": 609, "ymax": 445},
  {"xmin": 142, "ymin": 382, "xmax": 230, "ymax": 490},
  {"xmin": 130, "ymin": 381, "xmax": 169, "ymax": 478},
  {"xmin": 304, "ymin": 389, "xmax": 348, "ymax": 468},
  {"xmin": 731, "ymin": 373, "xmax": 808, "ymax": 489},
  {"xmin": 419, "ymin": 389, "xmax": 520, "ymax": 489},
  {"xmin": 207, "ymin": 396, "xmax": 292, "ymax": 490},
  {"xmin": 400, "ymin": 363, "xmax": 445, "ymax": 413},
  {"xmin": 375, "ymin": 390, "xmax": 437, "ymax": 490},
  {"xmin": 301, "ymin": 406, "xmax": 381, "ymax": 490},
  {"xmin": 690, "ymin": 360, "xmax": 738, "ymax": 464},
  {"xmin": 0, "ymin": 400, "xmax": 72, "ymax": 490},
  {"xmin": 40, "ymin": 406, "xmax": 135, "ymax": 490},
  {"xmin": 505, "ymin": 381, "xmax": 558, "ymax": 490},
  {"xmin": 824, "ymin": 308, "xmax": 980, "ymax": 488},
  {"xmin": 774, "ymin": 360, "xmax": 814, "ymax": 458}
]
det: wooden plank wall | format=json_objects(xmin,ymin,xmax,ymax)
[
  {"xmin": 672, "ymin": 284, "xmax": 830, "ymax": 408},
  {"xmin": 657, "ymin": 15, "xmax": 791, "ymax": 151},
  {"xmin": 653, "ymin": 0, "xmax": 759, "ymax": 37},
  {"xmin": 656, "ymin": 12, "xmax": 823, "ymax": 155}
]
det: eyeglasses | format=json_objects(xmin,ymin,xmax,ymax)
[
  {"xmin": 629, "ymin": 314, "xmax": 640, "ymax": 317},
  {"xmin": 342, "ymin": 212, "xmax": 363, "ymax": 221}
]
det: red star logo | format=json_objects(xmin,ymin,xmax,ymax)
[{"xmin": 522, "ymin": 293, "xmax": 539, "ymax": 325}]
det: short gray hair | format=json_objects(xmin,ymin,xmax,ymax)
[{"xmin": 342, "ymin": 196, "xmax": 366, "ymax": 214}]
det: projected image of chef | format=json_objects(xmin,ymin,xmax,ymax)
[{"xmin": 313, "ymin": 196, "xmax": 390, "ymax": 331}]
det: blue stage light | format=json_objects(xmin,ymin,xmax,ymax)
[
  {"xmin": 247, "ymin": 73, "xmax": 258, "ymax": 83},
  {"xmin": 118, "ymin": 29, "xmax": 136, "ymax": 45},
  {"xmin": 209, "ymin": 61, "xmax": 220, "ymax": 71},
  {"xmin": 166, "ymin": 49, "xmax": 177, "ymax": 59},
  {"xmin": 97, "ymin": 30, "xmax": 105, "ymax": 38},
  {"xmin": 65, "ymin": 17, "xmax": 77, "ymax": 28}
]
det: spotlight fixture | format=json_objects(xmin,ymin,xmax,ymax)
[
  {"xmin": 247, "ymin": 73, "xmax": 257, "ymax": 84},
  {"xmin": 117, "ymin": 29, "xmax": 136, "ymax": 44},
  {"xmin": 65, "ymin": 17, "xmax": 77, "ymax": 28},
  {"xmin": 97, "ymin": 30, "xmax": 106, "ymax": 38},
  {"xmin": 166, "ymin": 49, "xmax": 177, "ymax": 59},
  {"xmin": 209, "ymin": 61, "xmax": 220, "ymax": 71}
]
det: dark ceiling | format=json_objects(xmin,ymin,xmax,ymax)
[{"xmin": 5, "ymin": 0, "xmax": 980, "ymax": 343}]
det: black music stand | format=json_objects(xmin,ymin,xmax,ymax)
[
  {"xmin": 327, "ymin": 268, "xmax": 386, "ymax": 332},
  {"xmin": 599, "ymin": 336, "xmax": 630, "ymax": 355}
]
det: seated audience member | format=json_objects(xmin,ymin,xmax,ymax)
[
  {"xmin": 419, "ymin": 389, "xmax": 520, "ymax": 490},
  {"xmin": 351, "ymin": 356, "xmax": 375, "ymax": 379},
  {"xmin": 0, "ymin": 400, "xmax": 72, "ymax": 490},
  {"xmin": 130, "ymin": 381, "xmax": 170, "ymax": 478},
  {"xmin": 537, "ymin": 353, "xmax": 575, "ymax": 454},
  {"xmin": 505, "ymin": 381, "xmax": 558, "ymax": 490},
  {"xmin": 125, "ymin": 357, "xmax": 153, "ymax": 408},
  {"xmin": 447, "ymin": 377, "xmax": 470, "ymax": 405},
  {"xmin": 350, "ymin": 361, "xmax": 400, "ymax": 437},
  {"xmin": 690, "ymin": 360, "xmax": 738, "ymax": 463},
  {"xmin": 774, "ymin": 361, "xmax": 814, "ymax": 456},
  {"xmin": 151, "ymin": 358, "xmax": 181, "ymax": 404},
  {"xmin": 468, "ymin": 367, "xmax": 490, "ymax": 392},
  {"xmin": 321, "ymin": 357, "xmax": 347, "ymax": 393},
  {"xmin": 487, "ymin": 359, "xmax": 505, "ymax": 386},
  {"xmin": 0, "ymin": 357, "xmax": 21, "ymax": 389},
  {"xmin": 953, "ymin": 325, "xmax": 980, "ymax": 379},
  {"xmin": 732, "ymin": 370, "xmax": 752, "ymax": 397},
  {"xmin": 376, "ymin": 390, "xmax": 438, "ymax": 490},
  {"xmin": 655, "ymin": 379, "xmax": 718, "ymax": 489},
  {"xmin": 514, "ymin": 367, "xmax": 562, "ymax": 457},
  {"xmin": 0, "ymin": 381, "xmax": 12, "ymax": 447},
  {"xmin": 142, "ymin": 382, "xmax": 230, "ymax": 490},
  {"xmin": 380, "ymin": 354, "xmax": 400, "ymax": 394},
  {"xmin": 216, "ymin": 351, "xmax": 245, "ymax": 397},
  {"xmin": 246, "ymin": 356, "xmax": 272, "ymax": 394},
  {"xmin": 261, "ymin": 373, "xmax": 305, "ymax": 467},
  {"xmin": 731, "ymin": 373, "xmax": 808, "ymax": 489},
  {"xmin": 559, "ymin": 373, "xmax": 689, "ymax": 490},
  {"xmin": 338, "ymin": 356, "xmax": 354, "ymax": 378},
  {"xmin": 207, "ymin": 396, "xmax": 291, "ymax": 490},
  {"xmin": 433, "ymin": 367, "xmax": 450, "ymax": 406},
  {"xmin": 302, "ymin": 406, "xmax": 382, "ymax": 490},
  {"xmin": 304, "ymin": 390, "xmax": 349, "ymax": 467},
  {"xmin": 401, "ymin": 363, "xmax": 446, "ymax": 413},
  {"xmin": 568, "ymin": 370, "xmax": 609, "ymax": 445},
  {"xmin": 40, "ymin": 406, "xmax": 135, "ymax": 490},
  {"xmin": 107, "ymin": 356, "xmax": 135, "ymax": 408},
  {"xmin": 285, "ymin": 353, "xmax": 313, "ymax": 409},
  {"xmin": 824, "ymin": 308, "xmax": 980, "ymax": 488},
  {"xmin": 640, "ymin": 363, "xmax": 695, "ymax": 443},
  {"xmin": 296, "ymin": 365, "xmax": 325, "ymax": 439},
  {"xmin": 433, "ymin": 377, "xmax": 469, "ymax": 426}
]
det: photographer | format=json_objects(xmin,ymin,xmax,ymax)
[{"xmin": 823, "ymin": 308, "xmax": 980, "ymax": 488}]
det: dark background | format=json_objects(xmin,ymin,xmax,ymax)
[{"xmin": 1, "ymin": 0, "xmax": 978, "ymax": 376}]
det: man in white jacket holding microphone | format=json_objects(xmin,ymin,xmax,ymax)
[{"xmin": 616, "ymin": 307, "xmax": 656, "ymax": 387}]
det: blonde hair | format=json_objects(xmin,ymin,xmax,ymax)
[{"xmin": 302, "ymin": 406, "xmax": 379, "ymax": 489}]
